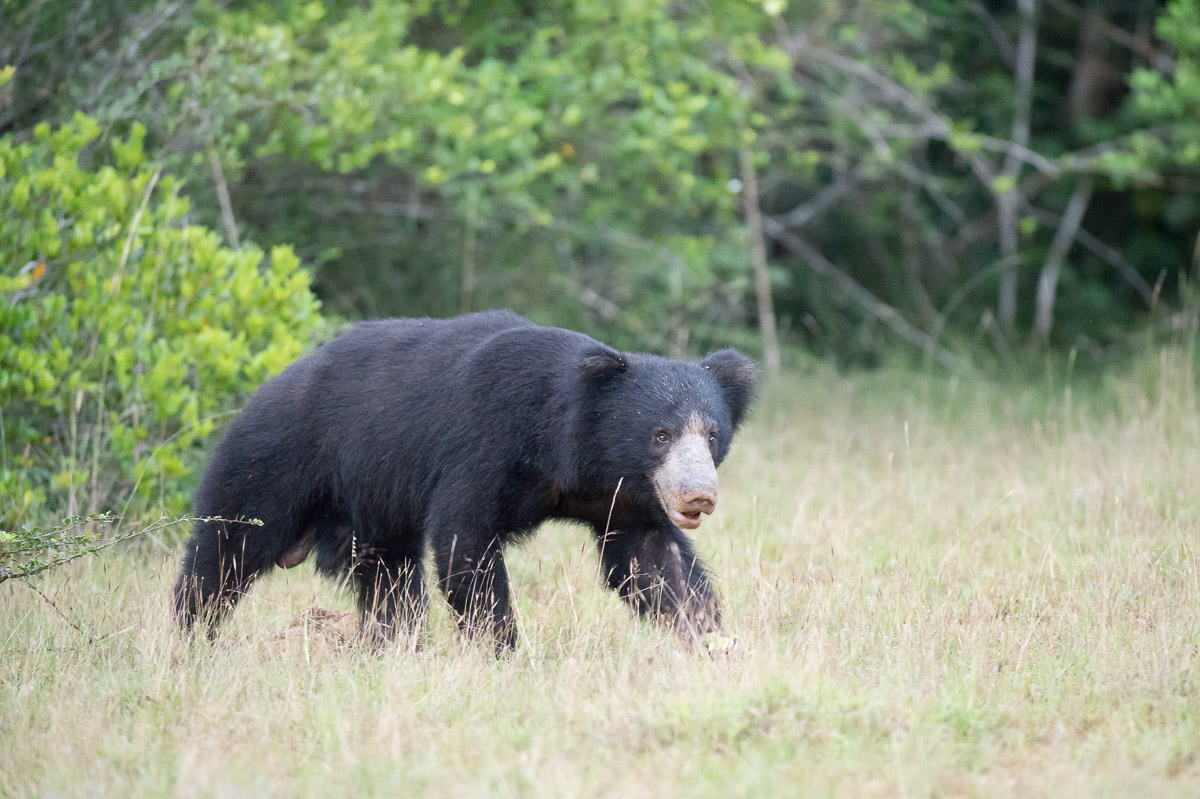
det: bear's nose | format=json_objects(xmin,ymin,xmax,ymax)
[{"xmin": 680, "ymin": 490, "xmax": 716, "ymax": 515}]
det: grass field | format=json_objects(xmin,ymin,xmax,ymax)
[{"xmin": 3, "ymin": 350, "xmax": 1199, "ymax": 797}]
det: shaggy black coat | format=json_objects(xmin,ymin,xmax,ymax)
[{"xmin": 174, "ymin": 310, "xmax": 756, "ymax": 648}]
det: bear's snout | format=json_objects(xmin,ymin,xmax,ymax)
[{"xmin": 652, "ymin": 429, "xmax": 719, "ymax": 530}]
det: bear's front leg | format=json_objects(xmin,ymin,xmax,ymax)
[
  {"xmin": 433, "ymin": 533, "xmax": 517, "ymax": 652},
  {"xmin": 353, "ymin": 542, "xmax": 427, "ymax": 650},
  {"xmin": 596, "ymin": 526, "xmax": 720, "ymax": 644}
]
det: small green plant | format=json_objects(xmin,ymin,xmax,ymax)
[
  {"xmin": 0, "ymin": 513, "xmax": 262, "ymax": 584},
  {"xmin": 0, "ymin": 513, "xmax": 124, "ymax": 584},
  {"xmin": 0, "ymin": 115, "xmax": 325, "ymax": 528}
]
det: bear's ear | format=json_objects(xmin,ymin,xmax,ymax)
[
  {"xmin": 578, "ymin": 348, "xmax": 627, "ymax": 382},
  {"xmin": 700, "ymin": 349, "xmax": 758, "ymax": 429}
]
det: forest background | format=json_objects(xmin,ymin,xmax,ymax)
[{"xmin": 2, "ymin": 0, "xmax": 1199, "ymax": 528}]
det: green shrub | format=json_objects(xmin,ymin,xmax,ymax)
[
  {"xmin": 0, "ymin": 114, "xmax": 324, "ymax": 528},
  {"xmin": 0, "ymin": 513, "xmax": 262, "ymax": 584},
  {"xmin": 0, "ymin": 513, "xmax": 126, "ymax": 584}
]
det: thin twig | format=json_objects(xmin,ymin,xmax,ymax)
[
  {"xmin": 772, "ymin": 167, "xmax": 859, "ymax": 229},
  {"xmin": 997, "ymin": 0, "xmax": 1039, "ymax": 333},
  {"xmin": 873, "ymin": 123, "xmax": 1061, "ymax": 177},
  {"xmin": 603, "ymin": 477, "xmax": 624, "ymax": 540},
  {"xmin": 596, "ymin": 477, "xmax": 626, "ymax": 587},
  {"xmin": 1046, "ymin": 0, "xmax": 1176, "ymax": 73},
  {"xmin": 208, "ymin": 145, "xmax": 240, "ymax": 251},
  {"xmin": 21, "ymin": 581, "xmax": 87, "ymax": 636},
  {"xmin": 740, "ymin": 148, "xmax": 782, "ymax": 371},
  {"xmin": 1032, "ymin": 176, "xmax": 1094, "ymax": 345},
  {"xmin": 1021, "ymin": 201, "xmax": 1154, "ymax": 305},
  {"xmin": 966, "ymin": 0, "xmax": 1015, "ymax": 67},
  {"xmin": 109, "ymin": 167, "xmax": 163, "ymax": 297},
  {"xmin": 763, "ymin": 219, "xmax": 968, "ymax": 371}
]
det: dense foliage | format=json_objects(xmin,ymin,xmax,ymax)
[
  {"xmin": 5, "ymin": 1, "xmax": 1199, "ymax": 361},
  {"xmin": 0, "ymin": 114, "xmax": 322, "ymax": 527}
]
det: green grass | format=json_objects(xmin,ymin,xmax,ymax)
[{"xmin": 3, "ymin": 349, "xmax": 1199, "ymax": 797}]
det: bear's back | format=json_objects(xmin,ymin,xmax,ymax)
[{"xmin": 322, "ymin": 310, "xmax": 533, "ymax": 372}]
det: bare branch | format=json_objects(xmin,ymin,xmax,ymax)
[
  {"xmin": 784, "ymin": 37, "xmax": 999, "ymax": 188},
  {"xmin": 874, "ymin": 123, "xmax": 1061, "ymax": 177},
  {"xmin": 1046, "ymin": 0, "xmax": 1176, "ymax": 73},
  {"xmin": 208, "ymin": 146, "xmax": 240, "ymax": 251},
  {"xmin": 1021, "ymin": 200, "xmax": 1154, "ymax": 305},
  {"xmin": 762, "ymin": 218, "xmax": 967, "ymax": 370},
  {"xmin": 773, "ymin": 167, "xmax": 859, "ymax": 229},
  {"xmin": 740, "ymin": 148, "xmax": 782, "ymax": 371},
  {"xmin": 997, "ymin": 0, "xmax": 1039, "ymax": 333},
  {"xmin": 893, "ymin": 161, "xmax": 967, "ymax": 226},
  {"xmin": 966, "ymin": 0, "xmax": 1015, "ymax": 67},
  {"xmin": 1032, "ymin": 176, "xmax": 1093, "ymax": 345},
  {"xmin": 827, "ymin": 92, "xmax": 894, "ymax": 163}
]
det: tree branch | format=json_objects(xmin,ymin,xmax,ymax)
[
  {"xmin": 966, "ymin": 0, "xmax": 1015, "ymax": 67},
  {"xmin": 762, "ymin": 219, "xmax": 967, "ymax": 370},
  {"xmin": 1032, "ymin": 176, "xmax": 1093, "ymax": 345},
  {"xmin": 740, "ymin": 147, "xmax": 781, "ymax": 371},
  {"xmin": 997, "ymin": 0, "xmax": 1039, "ymax": 334},
  {"xmin": 772, "ymin": 167, "xmax": 859, "ymax": 229},
  {"xmin": 1046, "ymin": 0, "xmax": 1176, "ymax": 73},
  {"xmin": 785, "ymin": 38, "xmax": 999, "ymax": 189},
  {"xmin": 208, "ymin": 146, "xmax": 240, "ymax": 251},
  {"xmin": 1021, "ymin": 200, "xmax": 1154, "ymax": 306}
]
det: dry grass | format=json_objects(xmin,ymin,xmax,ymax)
[{"xmin": 3, "ymin": 349, "xmax": 1199, "ymax": 797}]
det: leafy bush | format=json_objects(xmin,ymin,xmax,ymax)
[
  {"xmin": 0, "ymin": 114, "xmax": 324, "ymax": 528},
  {"xmin": 125, "ymin": 0, "xmax": 759, "ymax": 351}
]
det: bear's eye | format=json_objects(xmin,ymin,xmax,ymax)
[
  {"xmin": 708, "ymin": 431, "xmax": 718, "ymax": 445},
  {"xmin": 655, "ymin": 430, "xmax": 671, "ymax": 444}
]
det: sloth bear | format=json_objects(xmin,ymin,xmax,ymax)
[{"xmin": 174, "ymin": 311, "xmax": 756, "ymax": 649}]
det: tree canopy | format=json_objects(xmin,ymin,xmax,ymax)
[{"xmin": 5, "ymin": 1, "xmax": 1198, "ymax": 360}]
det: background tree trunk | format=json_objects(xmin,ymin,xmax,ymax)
[
  {"xmin": 997, "ymin": 0, "xmax": 1039, "ymax": 335},
  {"xmin": 740, "ymin": 147, "xmax": 781, "ymax": 372}
]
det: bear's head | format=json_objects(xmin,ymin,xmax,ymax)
[{"xmin": 578, "ymin": 347, "xmax": 757, "ymax": 530}]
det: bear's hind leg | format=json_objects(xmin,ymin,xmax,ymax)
[{"xmin": 173, "ymin": 516, "xmax": 277, "ymax": 634}]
